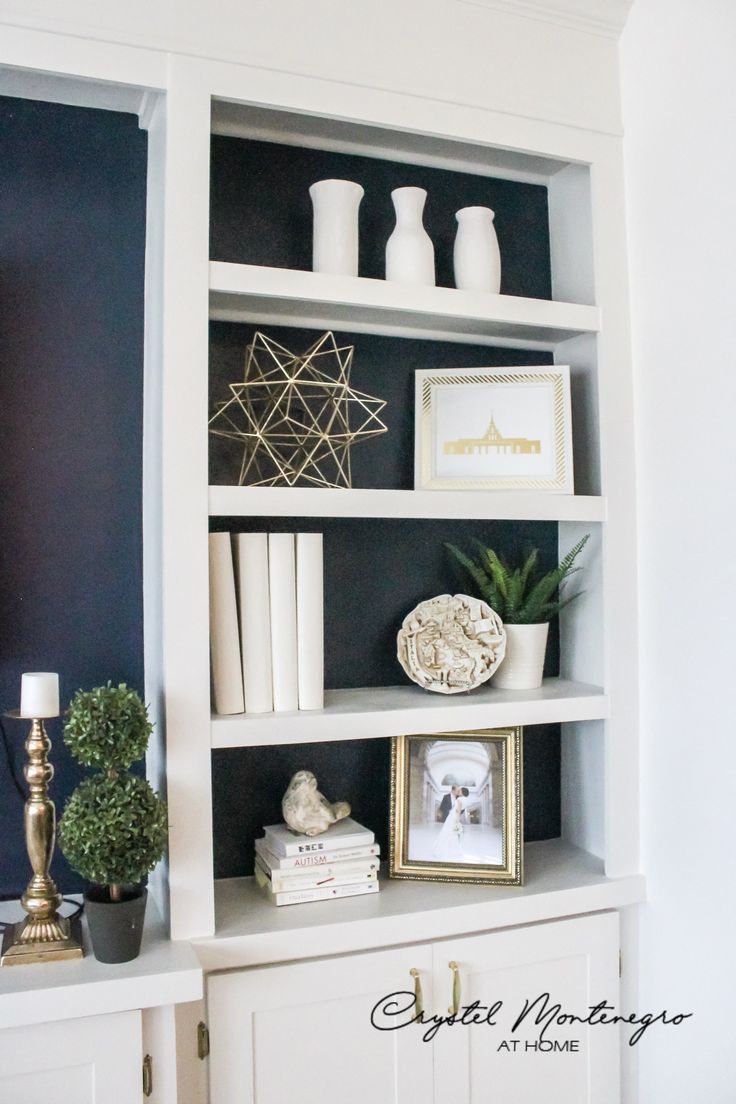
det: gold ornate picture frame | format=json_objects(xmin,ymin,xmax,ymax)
[
  {"xmin": 389, "ymin": 729, "xmax": 523, "ymax": 886},
  {"xmin": 415, "ymin": 365, "xmax": 574, "ymax": 492}
]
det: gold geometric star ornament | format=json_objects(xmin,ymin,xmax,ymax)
[{"xmin": 209, "ymin": 331, "xmax": 388, "ymax": 489}]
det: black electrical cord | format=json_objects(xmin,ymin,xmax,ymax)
[
  {"xmin": 0, "ymin": 896, "xmax": 84, "ymax": 933},
  {"xmin": 60, "ymin": 897, "xmax": 84, "ymax": 922}
]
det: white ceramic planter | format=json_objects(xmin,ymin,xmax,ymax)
[
  {"xmin": 491, "ymin": 622, "xmax": 549, "ymax": 690},
  {"xmin": 453, "ymin": 205, "xmax": 501, "ymax": 293},
  {"xmin": 385, "ymin": 186, "xmax": 435, "ymax": 286},
  {"xmin": 309, "ymin": 178, "xmax": 364, "ymax": 276}
]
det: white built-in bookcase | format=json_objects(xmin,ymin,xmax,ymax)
[
  {"xmin": 134, "ymin": 54, "xmax": 642, "ymax": 958},
  {"xmin": 0, "ymin": 18, "xmax": 642, "ymax": 990}
]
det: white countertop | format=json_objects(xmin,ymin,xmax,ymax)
[{"xmin": 0, "ymin": 894, "xmax": 202, "ymax": 1029}]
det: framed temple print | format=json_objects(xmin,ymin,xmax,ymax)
[
  {"xmin": 389, "ymin": 728, "xmax": 523, "ymax": 885},
  {"xmin": 415, "ymin": 365, "xmax": 574, "ymax": 493}
]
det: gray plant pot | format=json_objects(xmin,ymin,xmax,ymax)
[{"xmin": 84, "ymin": 885, "xmax": 147, "ymax": 963}]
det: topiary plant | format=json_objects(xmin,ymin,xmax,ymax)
[
  {"xmin": 63, "ymin": 682, "xmax": 153, "ymax": 771},
  {"xmin": 59, "ymin": 684, "xmax": 167, "ymax": 903},
  {"xmin": 446, "ymin": 534, "xmax": 590, "ymax": 624}
]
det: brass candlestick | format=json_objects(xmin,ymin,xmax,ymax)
[{"xmin": 1, "ymin": 715, "xmax": 83, "ymax": 965}]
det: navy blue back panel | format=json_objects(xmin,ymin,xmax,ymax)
[
  {"xmin": 208, "ymin": 136, "xmax": 561, "ymax": 878},
  {"xmin": 0, "ymin": 101, "xmax": 562, "ymax": 894},
  {"xmin": 210, "ymin": 135, "xmax": 552, "ymax": 299},
  {"xmin": 0, "ymin": 96, "xmax": 148, "ymax": 896}
]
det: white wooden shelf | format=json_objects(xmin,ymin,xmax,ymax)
[
  {"xmin": 211, "ymin": 678, "xmax": 607, "ymax": 748},
  {"xmin": 209, "ymin": 262, "xmax": 601, "ymax": 351},
  {"xmin": 0, "ymin": 895, "xmax": 202, "ymax": 1030},
  {"xmin": 192, "ymin": 840, "xmax": 645, "ymax": 971},
  {"xmin": 210, "ymin": 101, "xmax": 572, "ymax": 186},
  {"xmin": 208, "ymin": 485, "xmax": 606, "ymax": 522}
]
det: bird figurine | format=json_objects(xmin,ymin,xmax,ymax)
[{"xmin": 282, "ymin": 770, "xmax": 351, "ymax": 836}]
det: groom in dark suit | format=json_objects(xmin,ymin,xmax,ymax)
[{"xmin": 438, "ymin": 784, "xmax": 459, "ymax": 821}]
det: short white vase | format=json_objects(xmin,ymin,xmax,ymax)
[
  {"xmin": 453, "ymin": 205, "xmax": 501, "ymax": 293},
  {"xmin": 491, "ymin": 622, "xmax": 549, "ymax": 690},
  {"xmin": 309, "ymin": 178, "xmax": 364, "ymax": 276},
  {"xmin": 385, "ymin": 186, "xmax": 435, "ymax": 286}
]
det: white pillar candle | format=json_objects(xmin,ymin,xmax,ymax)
[{"xmin": 20, "ymin": 672, "xmax": 60, "ymax": 718}]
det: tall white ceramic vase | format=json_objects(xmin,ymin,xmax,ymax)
[
  {"xmin": 491, "ymin": 623, "xmax": 549, "ymax": 690},
  {"xmin": 453, "ymin": 205, "xmax": 501, "ymax": 293},
  {"xmin": 309, "ymin": 179, "xmax": 364, "ymax": 276},
  {"xmin": 385, "ymin": 186, "xmax": 435, "ymax": 286}
]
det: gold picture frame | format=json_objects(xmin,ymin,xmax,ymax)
[
  {"xmin": 414, "ymin": 365, "xmax": 574, "ymax": 492},
  {"xmin": 389, "ymin": 728, "xmax": 523, "ymax": 885}
]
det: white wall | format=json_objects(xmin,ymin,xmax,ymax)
[{"xmin": 621, "ymin": 1, "xmax": 736, "ymax": 1099}]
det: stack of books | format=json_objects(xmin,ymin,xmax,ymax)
[
  {"xmin": 209, "ymin": 530, "xmax": 324, "ymax": 716},
  {"xmin": 254, "ymin": 818, "xmax": 380, "ymax": 907}
]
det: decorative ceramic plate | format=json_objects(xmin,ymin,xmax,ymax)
[{"xmin": 396, "ymin": 593, "xmax": 506, "ymax": 695}]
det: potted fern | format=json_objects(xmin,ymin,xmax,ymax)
[
  {"xmin": 58, "ymin": 683, "xmax": 168, "ymax": 963},
  {"xmin": 446, "ymin": 534, "xmax": 590, "ymax": 689}
]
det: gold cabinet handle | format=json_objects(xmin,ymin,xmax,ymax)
[
  {"xmin": 448, "ymin": 961, "xmax": 461, "ymax": 1015},
  {"xmin": 197, "ymin": 1021, "xmax": 210, "ymax": 1060},
  {"xmin": 142, "ymin": 1054, "xmax": 153, "ymax": 1097},
  {"xmin": 409, "ymin": 967, "xmax": 423, "ymax": 1017}
]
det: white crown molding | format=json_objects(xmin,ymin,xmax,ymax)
[{"xmin": 456, "ymin": 0, "xmax": 634, "ymax": 38}]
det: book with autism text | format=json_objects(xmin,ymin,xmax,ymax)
[{"xmin": 255, "ymin": 838, "xmax": 380, "ymax": 870}]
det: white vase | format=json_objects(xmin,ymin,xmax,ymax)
[
  {"xmin": 309, "ymin": 179, "xmax": 364, "ymax": 276},
  {"xmin": 385, "ymin": 186, "xmax": 435, "ymax": 286},
  {"xmin": 453, "ymin": 205, "xmax": 501, "ymax": 293},
  {"xmin": 491, "ymin": 622, "xmax": 549, "ymax": 690}
]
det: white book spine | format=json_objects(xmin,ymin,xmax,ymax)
[
  {"xmin": 296, "ymin": 532, "xmax": 324, "ymax": 710},
  {"xmin": 257, "ymin": 855, "xmax": 380, "ymax": 881},
  {"xmin": 263, "ymin": 827, "xmax": 374, "ymax": 858},
  {"xmin": 255, "ymin": 839, "xmax": 380, "ymax": 870},
  {"xmin": 235, "ymin": 532, "xmax": 273, "ymax": 713},
  {"xmin": 267, "ymin": 533, "xmax": 299, "ymax": 712},
  {"xmin": 208, "ymin": 533, "xmax": 245, "ymax": 715},
  {"xmin": 265, "ymin": 868, "xmax": 378, "ymax": 893},
  {"xmin": 261, "ymin": 878, "xmax": 379, "ymax": 907},
  {"xmin": 270, "ymin": 872, "xmax": 378, "ymax": 895}
]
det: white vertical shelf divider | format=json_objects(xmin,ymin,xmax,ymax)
[
  {"xmin": 549, "ymin": 148, "xmax": 640, "ymax": 881},
  {"xmin": 144, "ymin": 59, "xmax": 216, "ymax": 941},
  {"xmin": 587, "ymin": 142, "xmax": 640, "ymax": 881},
  {"xmin": 549, "ymin": 162, "xmax": 607, "ymax": 867},
  {"xmin": 142, "ymin": 90, "xmax": 168, "ymax": 921}
]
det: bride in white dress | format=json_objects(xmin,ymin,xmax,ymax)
[{"xmin": 433, "ymin": 789, "xmax": 468, "ymax": 861}]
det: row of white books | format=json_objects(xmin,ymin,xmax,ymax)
[
  {"xmin": 254, "ymin": 818, "xmax": 380, "ymax": 907},
  {"xmin": 209, "ymin": 531, "xmax": 324, "ymax": 715}
]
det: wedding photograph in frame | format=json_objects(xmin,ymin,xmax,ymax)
[
  {"xmin": 389, "ymin": 728, "xmax": 523, "ymax": 886},
  {"xmin": 415, "ymin": 365, "xmax": 574, "ymax": 492}
]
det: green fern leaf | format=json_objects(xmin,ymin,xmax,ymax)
[{"xmin": 445, "ymin": 543, "xmax": 496, "ymax": 607}]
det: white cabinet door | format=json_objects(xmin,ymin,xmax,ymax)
[
  {"xmin": 207, "ymin": 943, "xmax": 434, "ymax": 1104},
  {"xmin": 433, "ymin": 912, "xmax": 620, "ymax": 1104},
  {"xmin": 0, "ymin": 1009, "xmax": 142, "ymax": 1104}
]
